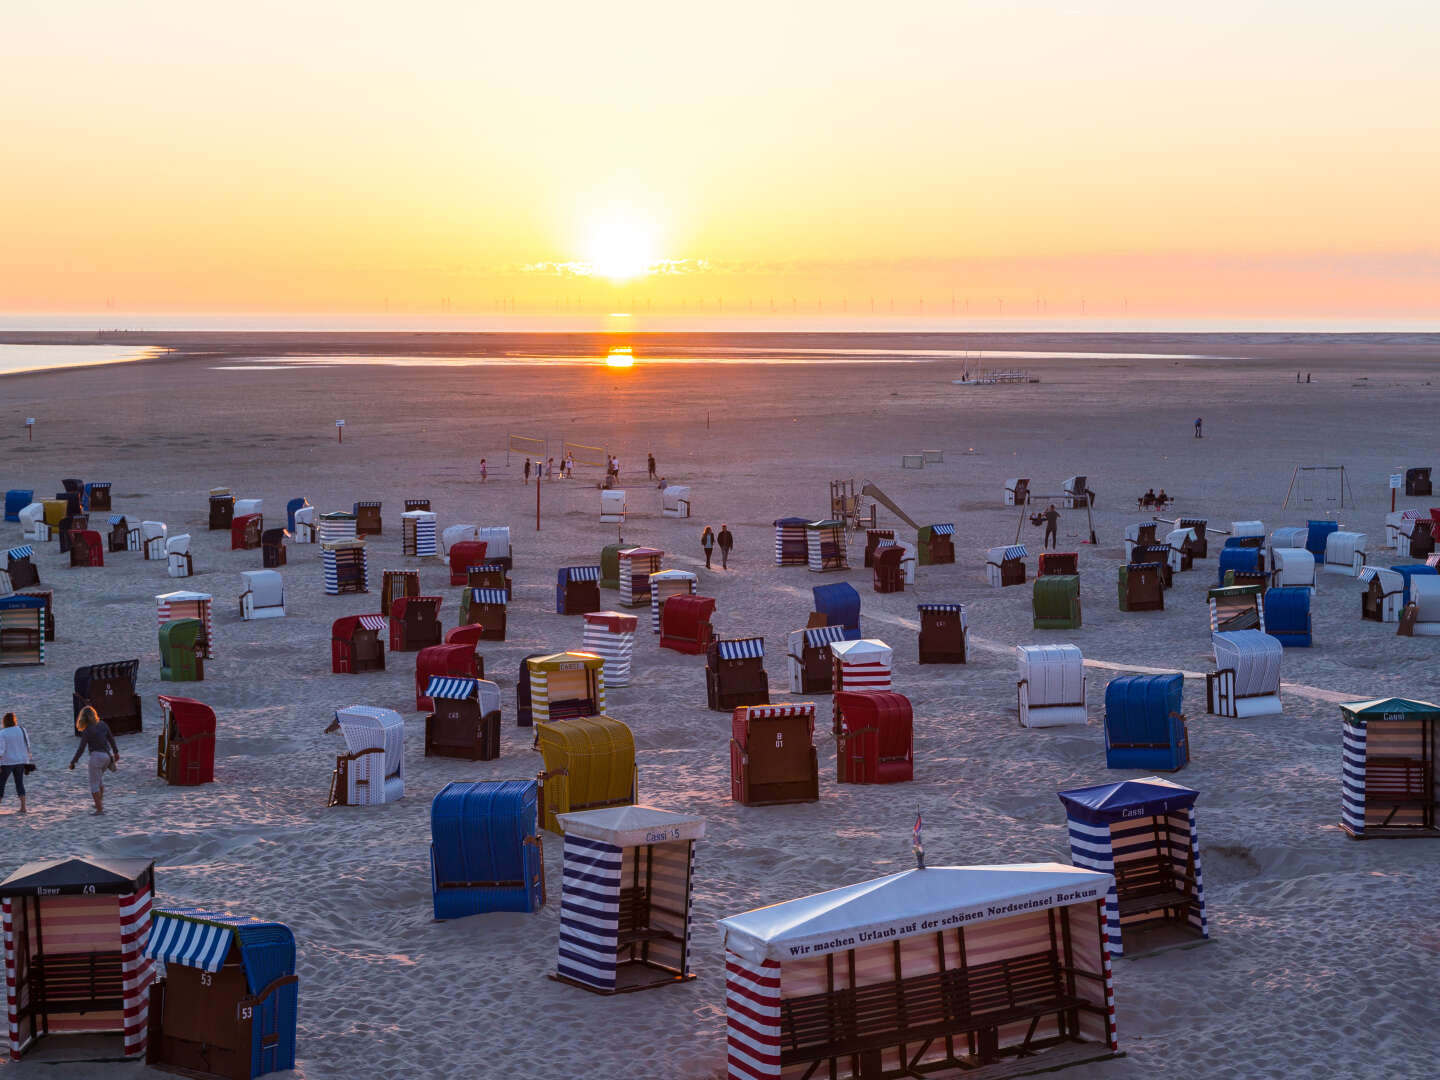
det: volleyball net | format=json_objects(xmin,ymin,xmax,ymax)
[
  {"xmin": 506, "ymin": 433, "xmax": 546, "ymax": 465},
  {"xmin": 562, "ymin": 441, "xmax": 608, "ymax": 468}
]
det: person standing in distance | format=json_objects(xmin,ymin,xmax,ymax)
[
  {"xmin": 701, "ymin": 525, "xmax": 715, "ymax": 569},
  {"xmin": 717, "ymin": 523, "xmax": 734, "ymax": 569},
  {"xmin": 70, "ymin": 707, "xmax": 119, "ymax": 815},
  {"xmin": 0, "ymin": 712, "xmax": 33, "ymax": 815},
  {"xmin": 648, "ymin": 452, "xmax": 657, "ymax": 480},
  {"xmin": 1194, "ymin": 417, "xmax": 1203, "ymax": 438},
  {"xmin": 1043, "ymin": 504, "xmax": 1060, "ymax": 549}
]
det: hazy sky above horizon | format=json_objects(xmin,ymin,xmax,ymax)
[{"xmin": 5, "ymin": 1, "xmax": 1438, "ymax": 319}]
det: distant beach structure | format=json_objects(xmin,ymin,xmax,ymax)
[{"xmin": 952, "ymin": 367, "xmax": 1038, "ymax": 385}]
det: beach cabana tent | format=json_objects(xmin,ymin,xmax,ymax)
[
  {"xmin": 805, "ymin": 520, "xmax": 848, "ymax": 572},
  {"xmin": 68, "ymin": 529, "xmax": 103, "ymax": 568},
  {"xmin": 872, "ymin": 544, "xmax": 905, "ymax": 593},
  {"xmin": 554, "ymin": 806, "xmax": 704, "ymax": 995},
  {"xmin": 599, "ymin": 543, "xmax": 624, "ymax": 590},
  {"xmin": 660, "ymin": 594, "xmax": 716, "ymax": 654},
  {"xmin": 834, "ymin": 691, "xmax": 912, "ymax": 783},
  {"xmin": 0, "ymin": 595, "xmax": 46, "ymax": 666},
  {"xmin": 424, "ymin": 676, "xmax": 501, "ymax": 761},
  {"xmin": 1208, "ymin": 584, "xmax": 1264, "ymax": 633},
  {"xmin": 6, "ymin": 546, "xmax": 38, "ymax": 590},
  {"xmin": 772, "ymin": 517, "xmax": 809, "ymax": 566},
  {"xmin": 917, "ymin": 602, "xmax": 967, "ymax": 664},
  {"xmin": 1033, "ymin": 575, "xmax": 1081, "ymax": 629},
  {"xmin": 600, "ymin": 489, "xmax": 627, "ymax": 524},
  {"xmin": 322, "ymin": 540, "xmax": 368, "ymax": 595},
  {"xmin": 1217, "ymin": 544, "xmax": 1263, "ymax": 585},
  {"xmin": 108, "ymin": 515, "xmax": 139, "ymax": 553},
  {"xmin": 1004, "ymin": 477, "xmax": 1031, "ymax": 505},
  {"xmin": 389, "ymin": 595, "xmax": 442, "ymax": 652},
  {"xmin": 231, "ymin": 513, "xmax": 262, "ymax": 551},
  {"xmin": 719, "ymin": 863, "xmax": 1118, "ymax": 1080},
  {"xmin": 1, "ymin": 857, "xmax": 155, "ymax": 1060},
  {"xmin": 465, "ymin": 561, "xmax": 511, "ymax": 595},
  {"xmin": 143, "ymin": 908, "xmax": 298, "ymax": 1080},
  {"xmin": 401, "ymin": 510, "xmax": 438, "ymax": 557},
  {"xmin": 811, "ymin": 582, "xmax": 861, "ymax": 639},
  {"xmin": 3, "ymin": 490, "xmax": 32, "ymax": 522},
  {"xmin": 1117, "ymin": 564, "xmax": 1164, "ymax": 612},
  {"xmin": 1176, "ymin": 517, "xmax": 1208, "ymax": 559},
  {"xmin": 1207, "ymin": 630, "xmax": 1283, "ymax": 717},
  {"xmin": 707, "ymin": 637, "xmax": 769, "ymax": 712},
  {"xmin": 330, "ymin": 615, "xmax": 386, "ymax": 674},
  {"xmin": 261, "ymin": 527, "xmax": 287, "ymax": 567},
  {"xmin": 415, "ymin": 643, "xmax": 481, "ymax": 711},
  {"xmin": 661, "ymin": 485, "xmax": 692, "ymax": 518},
  {"xmin": 159, "ymin": 619, "xmax": 205, "ymax": 682},
  {"xmin": 460, "ymin": 587, "xmax": 508, "ymax": 640},
  {"xmin": 618, "ymin": 547, "xmax": 664, "ymax": 608},
  {"xmin": 240, "ymin": 570, "xmax": 286, "ymax": 621},
  {"xmin": 73, "ymin": 660, "xmax": 142, "ymax": 736},
  {"xmin": 291, "ymin": 506, "xmax": 316, "ymax": 544},
  {"xmin": 1324, "ymin": 530, "xmax": 1367, "ymax": 576},
  {"xmin": 917, "ymin": 523, "xmax": 956, "ymax": 566},
  {"xmin": 317, "ymin": 511, "xmax": 357, "ymax": 546},
  {"xmin": 208, "ymin": 491, "xmax": 235, "ymax": 531},
  {"xmin": 515, "ymin": 652, "xmax": 546, "ymax": 727},
  {"xmin": 326, "ymin": 705, "xmax": 404, "ymax": 805},
  {"xmin": 527, "ymin": 651, "xmax": 605, "ymax": 724},
  {"xmin": 1059, "ymin": 777, "xmax": 1207, "ymax": 957},
  {"xmin": 829, "ymin": 638, "xmax": 893, "ymax": 707},
  {"xmin": 165, "ymin": 534, "xmax": 193, "ymax": 578},
  {"xmin": 430, "ymin": 780, "xmax": 546, "ymax": 919},
  {"xmin": 1166, "ymin": 528, "xmax": 1197, "ymax": 574},
  {"xmin": 730, "ymin": 703, "xmax": 819, "ymax": 806},
  {"xmin": 1360, "ymin": 567, "xmax": 1405, "ymax": 622},
  {"xmin": 582, "ymin": 610, "xmax": 637, "ymax": 687},
  {"xmin": 157, "ymin": 591, "xmax": 213, "ymax": 658},
  {"xmin": 556, "ymin": 565, "xmax": 602, "ymax": 615},
  {"xmin": 986, "ymin": 544, "xmax": 1027, "ymax": 587},
  {"xmin": 1340, "ymin": 697, "xmax": 1440, "ymax": 838},
  {"xmin": 475, "ymin": 526, "xmax": 512, "ymax": 571},
  {"xmin": 649, "ymin": 568, "xmax": 697, "ymax": 634},
  {"xmin": 352, "ymin": 500, "xmax": 382, "ymax": 536},
  {"xmin": 1017, "ymin": 644, "xmax": 1086, "ymax": 728},
  {"xmin": 156, "ymin": 695, "xmax": 216, "ymax": 786},
  {"xmin": 381, "ymin": 568, "xmax": 420, "ymax": 617},
  {"xmin": 1264, "ymin": 587, "xmax": 1312, "ymax": 647},
  {"xmin": 1103, "ymin": 674, "xmax": 1188, "ymax": 771},
  {"xmin": 1270, "ymin": 548, "xmax": 1315, "ymax": 591},
  {"xmin": 1405, "ymin": 467, "xmax": 1432, "ymax": 496},
  {"xmin": 534, "ymin": 715, "xmax": 636, "ymax": 833},
  {"xmin": 786, "ymin": 625, "xmax": 844, "ymax": 693}
]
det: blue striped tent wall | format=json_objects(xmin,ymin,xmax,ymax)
[
  {"xmin": 1187, "ymin": 807, "xmax": 1209, "ymax": 938},
  {"xmin": 1341, "ymin": 720, "xmax": 1367, "ymax": 836},
  {"xmin": 558, "ymin": 834, "xmax": 622, "ymax": 991},
  {"xmin": 1065, "ymin": 819, "xmax": 1122, "ymax": 954}
]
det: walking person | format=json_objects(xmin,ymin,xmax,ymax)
[
  {"xmin": 523, "ymin": 457, "xmax": 532, "ymax": 485},
  {"xmin": 0, "ymin": 712, "xmax": 33, "ymax": 815},
  {"xmin": 480, "ymin": 458, "xmax": 488, "ymax": 483},
  {"xmin": 1043, "ymin": 504, "xmax": 1060, "ymax": 549},
  {"xmin": 1194, "ymin": 417, "xmax": 1203, "ymax": 438},
  {"xmin": 717, "ymin": 523, "xmax": 734, "ymax": 569},
  {"xmin": 565, "ymin": 454, "xmax": 574, "ymax": 478},
  {"xmin": 701, "ymin": 525, "xmax": 715, "ymax": 570},
  {"xmin": 69, "ymin": 706, "xmax": 119, "ymax": 815},
  {"xmin": 647, "ymin": 452, "xmax": 656, "ymax": 480}
]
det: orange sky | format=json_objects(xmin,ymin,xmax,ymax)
[{"xmin": 4, "ymin": 1, "xmax": 1438, "ymax": 319}]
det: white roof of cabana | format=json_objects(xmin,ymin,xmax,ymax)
[
  {"xmin": 557, "ymin": 804, "xmax": 705, "ymax": 847},
  {"xmin": 719, "ymin": 862, "xmax": 1112, "ymax": 964}
]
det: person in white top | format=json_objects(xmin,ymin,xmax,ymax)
[{"xmin": 0, "ymin": 712, "xmax": 33, "ymax": 814}]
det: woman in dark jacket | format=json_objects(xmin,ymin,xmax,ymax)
[
  {"xmin": 70, "ymin": 706, "xmax": 119, "ymax": 815},
  {"xmin": 701, "ymin": 526, "xmax": 715, "ymax": 569}
]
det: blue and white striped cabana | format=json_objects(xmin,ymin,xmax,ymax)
[
  {"xmin": 714, "ymin": 637, "xmax": 764, "ymax": 660},
  {"xmin": 554, "ymin": 805, "xmax": 704, "ymax": 995},
  {"xmin": 1340, "ymin": 697, "xmax": 1440, "ymax": 839},
  {"xmin": 1058, "ymin": 777, "xmax": 1208, "ymax": 957}
]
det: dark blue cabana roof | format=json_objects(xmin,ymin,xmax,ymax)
[{"xmin": 1058, "ymin": 777, "xmax": 1199, "ymax": 826}]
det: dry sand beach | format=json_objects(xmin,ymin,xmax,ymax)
[{"xmin": 3, "ymin": 334, "xmax": 1440, "ymax": 1079}]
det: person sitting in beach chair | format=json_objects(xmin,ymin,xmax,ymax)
[
  {"xmin": 1139, "ymin": 489, "xmax": 1156, "ymax": 509},
  {"xmin": 1155, "ymin": 489, "xmax": 1170, "ymax": 509}
]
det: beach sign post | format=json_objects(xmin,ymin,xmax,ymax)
[
  {"xmin": 336, "ymin": 418, "xmax": 345, "ymax": 444},
  {"xmin": 26, "ymin": 418, "xmax": 34, "ymax": 441},
  {"xmin": 1391, "ymin": 470, "xmax": 1403, "ymax": 512}
]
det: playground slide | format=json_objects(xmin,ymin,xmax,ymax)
[{"xmin": 861, "ymin": 483, "xmax": 920, "ymax": 532}]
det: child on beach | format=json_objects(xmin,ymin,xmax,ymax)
[{"xmin": 480, "ymin": 458, "xmax": 487, "ymax": 482}]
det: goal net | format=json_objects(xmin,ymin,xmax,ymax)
[
  {"xmin": 1282, "ymin": 465, "xmax": 1353, "ymax": 512},
  {"xmin": 562, "ymin": 441, "xmax": 608, "ymax": 468}
]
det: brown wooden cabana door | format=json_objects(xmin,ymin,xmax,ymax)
[{"xmin": 154, "ymin": 956, "xmax": 249, "ymax": 1079}]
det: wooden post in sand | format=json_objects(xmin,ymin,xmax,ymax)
[
  {"xmin": 535, "ymin": 470, "xmax": 540, "ymax": 532},
  {"xmin": 26, "ymin": 418, "xmax": 34, "ymax": 441},
  {"xmin": 336, "ymin": 419, "xmax": 345, "ymax": 444}
]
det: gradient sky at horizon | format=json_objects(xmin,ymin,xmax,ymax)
[{"xmin": 4, "ymin": 0, "xmax": 1438, "ymax": 318}]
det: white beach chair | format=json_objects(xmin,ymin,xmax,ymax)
[
  {"xmin": 1409, "ymin": 577, "xmax": 1440, "ymax": 636},
  {"xmin": 1166, "ymin": 528, "xmax": 1196, "ymax": 574},
  {"xmin": 1016, "ymin": 644, "xmax": 1087, "ymax": 727},
  {"xmin": 1209, "ymin": 630, "xmax": 1282, "ymax": 718},
  {"xmin": 1270, "ymin": 548, "xmax": 1316, "ymax": 592},
  {"xmin": 18, "ymin": 503, "xmax": 45, "ymax": 541},
  {"xmin": 166, "ymin": 534, "xmax": 193, "ymax": 578},
  {"xmin": 329, "ymin": 705, "xmax": 405, "ymax": 805},
  {"xmin": 600, "ymin": 489, "xmax": 627, "ymax": 524},
  {"xmin": 441, "ymin": 523, "xmax": 479, "ymax": 554},
  {"xmin": 292, "ymin": 505, "xmax": 317, "ymax": 543},
  {"xmin": 142, "ymin": 520, "xmax": 168, "ymax": 560},
  {"xmin": 240, "ymin": 569, "xmax": 286, "ymax": 620},
  {"xmin": 234, "ymin": 498, "xmax": 263, "ymax": 516},
  {"xmin": 1324, "ymin": 531, "xmax": 1367, "ymax": 576}
]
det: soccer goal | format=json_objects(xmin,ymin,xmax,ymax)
[
  {"xmin": 506, "ymin": 433, "xmax": 546, "ymax": 466},
  {"xmin": 1282, "ymin": 465, "xmax": 1355, "ymax": 512},
  {"xmin": 562, "ymin": 441, "xmax": 608, "ymax": 468}
]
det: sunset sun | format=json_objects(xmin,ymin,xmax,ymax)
[{"xmin": 585, "ymin": 220, "xmax": 656, "ymax": 282}]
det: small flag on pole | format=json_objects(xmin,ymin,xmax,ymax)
[{"xmin": 912, "ymin": 812, "xmax": 925, "ymax": 870}]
